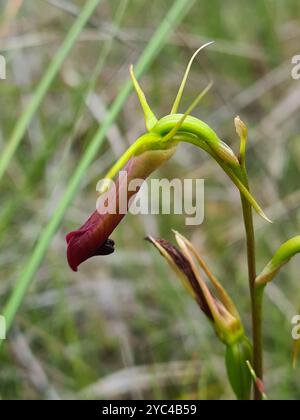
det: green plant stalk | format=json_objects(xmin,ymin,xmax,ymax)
[
  {"xmin": 253, "ymin": 284, "xmax": 264, "ymax": 387},
  {"xmin": 0, "ymin": 0, "xmax": 103, "ymax": 182},
  {"xmin": 0, "ymin": 0, "xmax": 195, "ymax": 348},
  {"xmin": 240, "ymin": 169, "xmax": 263, "ymax": 400}
]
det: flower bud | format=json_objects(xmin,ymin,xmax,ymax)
[
  {"xmin": 256, "ymin": 235, "xmax": 300, "ymax": 286},
  {"xmin": 147, "ymin": 231, "xmax": 245, "ymax": 345},
  {"xmin": 234, "ymin": 115, "xmax": 248, "ymax": 141},
  {"xmin": 235, "ymin": 116, "xmax": 248, "ymax": 166},
  {"xmin": 147, "ymin": 231, "xmax": 252, "ymax": 400}
]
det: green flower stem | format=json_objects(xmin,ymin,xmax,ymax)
[
  {"xmin": 240, "ymin": 168, "xmax": 263, "ymax": 400},
  {"xmin": 253, "ymin": 284, "xmax": 264, "ymax": 389}
]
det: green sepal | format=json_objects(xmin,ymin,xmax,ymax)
[{"xmin": 130, "ymin": 65, "xmax": 158, "ymax": 131}]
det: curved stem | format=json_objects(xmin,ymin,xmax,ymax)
[
  {"xmin": 179, "ymin": 134, "xmax": 269, "ymax": 221},
  {"xmin": 154, "ymin": 114, "xmax": 237, "ymax": 164}
]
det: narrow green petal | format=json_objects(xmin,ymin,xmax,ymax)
[
  {"xmin": 170, "ymin": 41, "xmax": 215, "ymax": 114},
  {"xmin": 225, "ymin": 169, "xmax": 272, "ymax": 224},
  {"xmin": 129, "ymin": 65, "xmax": 158, "ymax": 131}
]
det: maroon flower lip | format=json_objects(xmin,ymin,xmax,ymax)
[
  {"xmin": 66, "ymin": 157, "xmax": 134, "ymax": 271},
  {"xmin": 66, "ymin": 193, "xmax": 125, "ymax": 272},
  {"xmin": 66, "ymin": 215, "xmax": 115, "ymax": 272},
  {"xmin": 66, "ymin": 147, "xmax": 176, "ymax": 272}
]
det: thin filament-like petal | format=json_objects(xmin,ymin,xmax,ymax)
[{"xmin": 170, "ymin": 41, "xmax": 215, "ymax": 114}]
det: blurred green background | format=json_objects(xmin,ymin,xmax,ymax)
[{"xmin": 1, "ymin": 0, "xmax": 300, "ymax": 400}]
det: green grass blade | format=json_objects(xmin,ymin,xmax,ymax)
[
  {"xmin": 0, "ymin": 0, "xmax": 102, "ymax": 182},
  {"xmin": 0, "ymin": 0, "xmax": 128, "ymax": 244},
  {"xmin": 1, "ymin": 0, "xmax": 195, "ymax": 343}
]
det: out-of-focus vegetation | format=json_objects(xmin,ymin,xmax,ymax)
[{"xmin": 1, "ymin": 0, "xmax": 300, "ymax": 400}]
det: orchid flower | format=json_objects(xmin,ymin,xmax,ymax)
[{"xmin": 66, "ymin": 43, "xmax": 269, "ymax": 271}]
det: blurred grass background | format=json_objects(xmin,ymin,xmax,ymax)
[{"xmin": 1, "ymin": 0, "xmax": 300, "ymax": 400}]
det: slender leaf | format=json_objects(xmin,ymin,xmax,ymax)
[{"xmin": 0, "ymin": 0, "xmax": 102, "ymax": 181}]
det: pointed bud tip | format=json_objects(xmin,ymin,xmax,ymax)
[
  {"xmin": 145, "ymin": 235, "xmax": 155, "ymax": 245},
  {"xmin": 260, "ymin": 212, "xmax": 273, "ymax": 224},
  {"xmin": 234, "ymin": 115, "xmax": 248, "ymax": 139}
]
